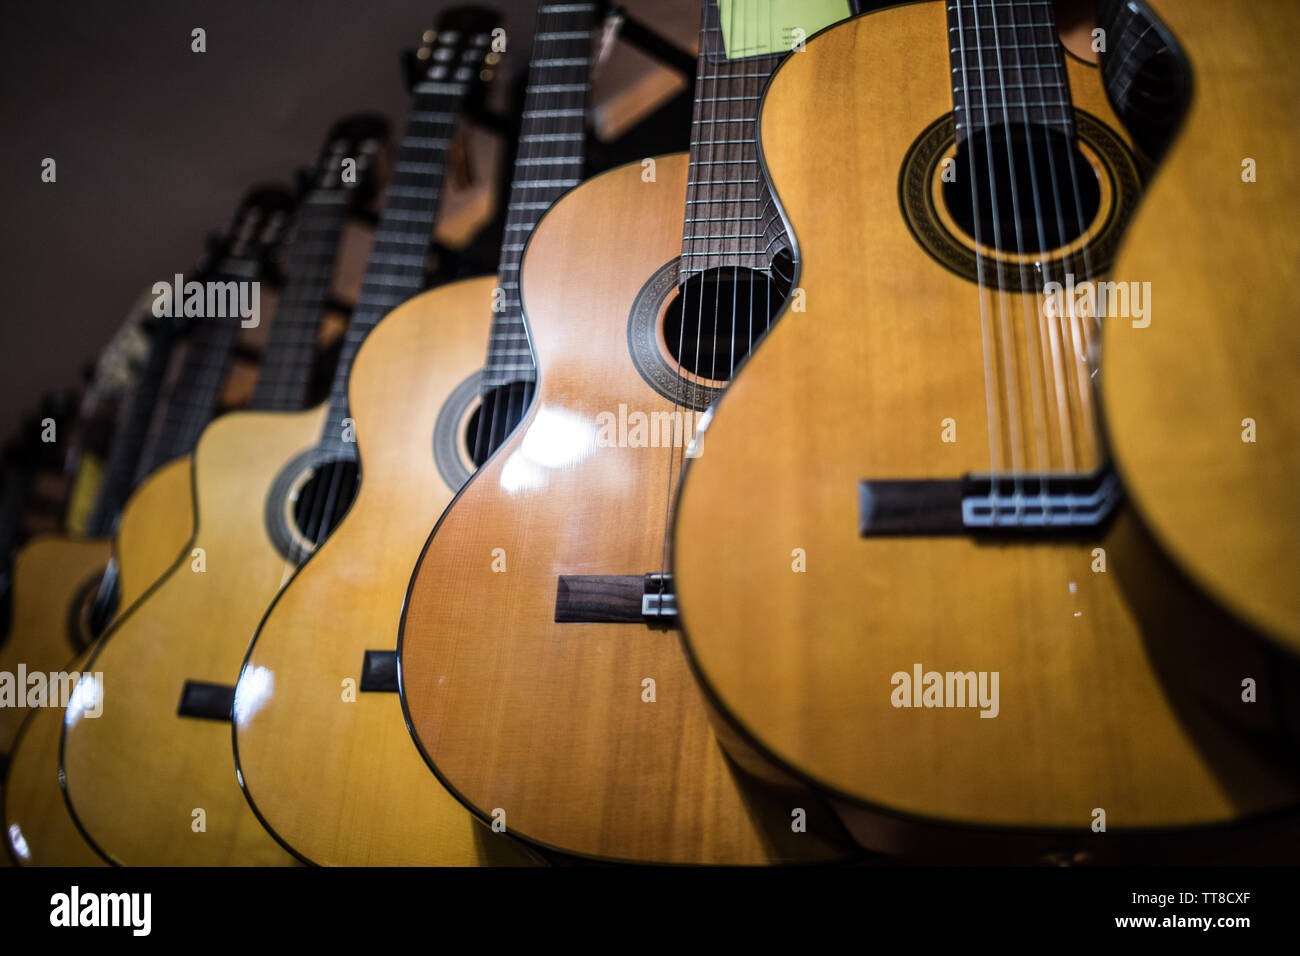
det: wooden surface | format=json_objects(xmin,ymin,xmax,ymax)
[
  {"xmin": 60, "ymin": 407, "xmax": 327, "ymax": 865},
  {"xmin": 235, "ymin": 278, "xmax": 541, "ymax": 866},
  {"xmin": 1101, "ymin": 0, "xmax": 1300, "ymax": 650},
  {"xmin": 0, "ymin": 536, "xmax": 109, "ymax": 754},
  {"xmin": 4, "ymin": 457, "xmax": 192, "ymax": 865},
  {"xmin": 401, "ymin": 155, "xmax": 851, "ymax": 864},
  {"xmin": 671, "ymin": 3, "xmax": 1300, "ymax": 842}
]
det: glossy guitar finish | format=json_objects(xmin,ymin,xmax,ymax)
[
  {"xmin": 0, "ymin": 537, "xmax": 110, "ymax": 755},
  {"xmin": 671, "ymin": 3, "xmax": 1300, "ymax": 857},
  {"xmin": 62, "ymin": 411, "xmax": 321, "ymax": 864},
  {"xmin": 1100, "ymin": 0, "xmax": 1300, "ymax": 651},
  {"xmin": 0, "ymin": 457, "xmax": 193, "ymax": 757},
  {"xmin": 235, "ymin": 278, "xmax": 538, "ymax": 865},
  {"xmin": 4, "ymin": 456, "xmax": 191, "ymax": 865},
  {"xmin": 401, "ymin": 156, "xmax": 850, "ymax": 864}
]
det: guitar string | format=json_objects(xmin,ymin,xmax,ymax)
[
  {"xmin": 475, "ymin": 2, "xmax": 593, "ymax": 465},
  {"xmin": 1005, "ymin": 0, "xmax": 1088, "ymax": 523},
  {"xmin": 986, "ymin": 0, "xmax": 1053, "ymax": 512},
  {"xmin": 283, "ymin": 74, "xmax": 464, "ymax": 576},
  {"xmin": 954, "ymin": 0, "xmax": 1007, "ymax": 514},
  {"xmin": 659, "ymin": 0, "xmax": 783, "ymax": 587}
]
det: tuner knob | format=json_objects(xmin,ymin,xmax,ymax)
[{"xmin": 422, "ymin": 29, "xmax": 435, "ymax": 43}]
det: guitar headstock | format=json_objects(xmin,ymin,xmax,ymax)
[
  {"xmin": 208, "ymin": 184, "xmax": 295, "ymax": 277},
  {"xmin": 410, "ymin": 6, "xmax": 501, "ymax": 91},
  {"xmin": 306, "ymin": 114, "xmax": 389, "ymax": 202}
]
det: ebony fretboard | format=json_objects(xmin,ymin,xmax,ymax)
[
  {"xmin": 318, "ymin": 84, "xmax": 473, "ymax": 452},
  {"xmin": 138, "ymin": 261, "xmax": 260, "ymax": 480},
  {"xmin": 85, "ymin": 309, "xmax": 181, "ymax": 536},
  {"xmin": 947, "ymin": 0, "xmax": 1074, "ymax": 142},
  {"xmin": 680, "ymin": 0, "xmax": 790, "ymax": 280},
  {"xmin": 250, "ymin": 195, "xmax": 350, "ymax": 413},
  {"xmin": 480, "ymin": 0, "xmax": 597, "ymax": 390}
]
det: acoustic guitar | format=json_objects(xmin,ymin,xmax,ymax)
[
  {"xmin": 1098, "ymin": 0, "xmax": 1300, "ymax": 653},
  {"xmin": 0, "ymin": 184, "xmax": 295, "ymax": 761},
  {"xmin": 233, "ymin": 0, "xmax": 606, "ymax": 866},
  {"xmin": 671, "ymin": 0, "xmax": 1300, "ymax": 860},
  {"xmin": 56, "ymin": 127, "xmax": 374, "ymax": 864},
  {"xmin": 399, "ymin": 0, "xmax": 855, "ymax": 864},
  {"xmin": 2, "ymin": 181, "xmax": 303, "ymax": 864},
  {"xmin": 5, "ymin": 120, "xmax": 386, "ymax": 865}
]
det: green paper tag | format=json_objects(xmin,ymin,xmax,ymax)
[{"xmin": 718, "ymin": 0, "xmax": 851, "ymax": 59}]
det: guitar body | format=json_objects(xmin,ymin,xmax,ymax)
[
  {"xmin": 1100, "ymin": 0, "xmax": 1300, "ymax": 650},
  {"xmin": 0, "ymin": 456, "xmax": 192, "ymax": 755},
  {"xmin": 672, "ymin": 4, "xmax": 1300, "ymax": 858},
  {"xmin": 4, "ymin": 456, "xmax": 191, "ymax": 865},
  {"xmin": 4, "ymin": 649, "xmax": 103, "ymax": 865},
  {"xmin": 235, "ymin": 278, "xmax": 540, "ymax": 866},
  {"xmin": 61, "ymin": 408, "xmax": 324, "ymax": 865},
  {"xmin": 400, "ymin": 156, "xmax": 850, "ymax": 864},
  {"xmin": 0, "ymin": 537, "xmax": 110, "ymax": 755}
]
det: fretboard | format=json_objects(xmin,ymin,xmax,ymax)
[
  {"xmin": 139, "ymin": 261, "xmax": 258, "ymax": 478},
  {"xmin": 319, "ymin": 85, "xmax": 471, "ymax": 449},
  {"xmin": 681, "ymin": 1, "xmax": 790, "ymax": 280},
  {"xmin": 947, "ymin": 0, "xmax": 1073, "ymax": 142},
  {"xmin": 85, "ymin": 313, "xmax": 181, "ymax": 536},
  {"xmin": 481, "ymin": 0, "xmax": 597, "ymax": 390},
  {"xmin": 250, "ymin": 195, "xmax": 350, "ymax": 412}
]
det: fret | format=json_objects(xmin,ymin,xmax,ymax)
[
  {"xmin": 480, "ymin": 2, "xmax": 596, "ymax": 390},
  {"xmin": 947, "ymin": 0, "xmax": 1072, "ymax": 136},
  {"xmin": 319, "ymin": 83, "xmax": 472, "ymax": 445},
  {"xmin": 510, "ymin": 177, "xmax": 582, "ymax": 189},
  {"xmin": 518, "ymin": 108, "xmax": 585, "ymax": 118},
  {"xmin": 680, "ymin": 2, "xmax": 792, "ymax": 277}
]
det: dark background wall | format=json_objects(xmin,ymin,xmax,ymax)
[{"xmin": 0, "ymin": 0, "xmax": 696, "ymax": 441}]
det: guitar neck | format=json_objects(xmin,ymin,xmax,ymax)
[
  {"xmin": 249, "ymin": 195, "xmax": 351, "ymax": 413},
  {"xmin": 480, "ymin": 0, "xmax": 598, "ymax": 390},
  {"xmin": 85, "ymin": 313, "xmax": 182, "ymax": 536},
  {"xmin": 679, "ymin": 0, "xmax": 790, "ymax": 280},
  {"xmin": 947, "ymin": 0, "xmax": 1073, "ymax": 143},
  {"xmin": 319, "ymin": 85, "xmax": 472, "ymax": 447}
]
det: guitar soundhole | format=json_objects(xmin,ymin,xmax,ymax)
[
  {"xmin": 466, "ymin": 381, "xmax": 534, "ymax": 466},
  {"xmin": 942, "ymin": 124, "xmax": 1101, "ymax": 254},
  {"xmin": 662, "ymin": 252, "xmax": 793, "ymax": 384},
  {"xmin": 291, "ymin": 458, "xmax": 360, "ymax": 547}
]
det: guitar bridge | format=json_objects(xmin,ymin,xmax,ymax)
[
  {"xmin": 554, "ymin": 573, "xmax": 676, "ymax": 624},
  {"xmin": 859, "ymin": 468, "xmax": 1121, "ymax": 536}
]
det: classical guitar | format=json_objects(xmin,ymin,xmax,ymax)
[
  {"xmin": 399, "ymin": 0, "xmax": 855, "ymax": 863},
  {"xmin": 2, "ymin": 183, "xmax": 300, "ymax": 865},
  {"xmin": 234, "ymin": 0, "xmax": 603, "ymax": 866},
  {"xmin": 1098, "ymin": 0, "xmax": 1300, "ymax": 653},
  {"xmin": 0, "ymin": 186, "xmax": 294, "ymax": 761},
  {"xmin": 672, "ymin": 0, "xmax": 1300, "ymax": 860},
  {"xmin": 57, "ymin": 136, "xmax": 367, "ymax": 864},
  {"xmin": 60, "ymin": 15, "xmax": 503, "ymax": 867}
]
